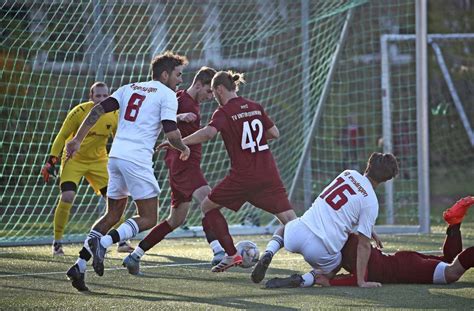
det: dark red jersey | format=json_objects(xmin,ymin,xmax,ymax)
[
  {"xmin": 164, "ymin": 90, "xmax": 202, "ymax": 167},
  {"xmin": 339, "ymin": 234, "xmax": 441, "ymax": 284},
  {"xmin": 208, "ymin": 96, "xmax": 278, "ymax": 180}
]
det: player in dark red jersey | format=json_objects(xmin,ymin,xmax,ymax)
[
  {"xmin": 122, "ymin": 67, "xmax": 227, "ymax": 275},
  {"xmin": 265, "ymin": 196, "xmax": 474, "ymax": 288},
  {"xmin": 178, "ymin": 70, "xmax": 297, "ymax": 272}
]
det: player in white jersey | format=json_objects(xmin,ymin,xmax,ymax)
[
  {"xmin": 254, "ymin": 152, "xmax": 398, "ymax": 288},
  {"xmin": 63, "ymin": 51, "xmax": 190, "ymax": 292}
]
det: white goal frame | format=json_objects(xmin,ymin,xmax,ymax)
[{"xmin": 381, "ymin": 32, "xmax": 474, "ymax": 234}]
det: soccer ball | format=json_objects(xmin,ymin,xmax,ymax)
[{"xmin": 235, "ymin": 240, "xmax": 260, "ymax": 268}]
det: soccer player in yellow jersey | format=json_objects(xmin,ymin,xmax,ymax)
[{"xmin": 41, "ymin": 82, "xmax": 133, "ymax": 255}]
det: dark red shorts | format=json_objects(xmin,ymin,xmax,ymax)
[
  {"xmin": 370, "ymin": 251, "xmax": 441, "ymax": 284},
  {"xmin": 208, "ymin": 174, "xmax": 293, "ymax": 214},
  {"xmin": 166, "ymin": 159, "xmax": 207, "ymax": 209},
  {"xmin": 392, "ymin": 251, "xmax": 441, "ymax": 284}
]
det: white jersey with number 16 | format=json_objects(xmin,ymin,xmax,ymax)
[
  {"xmin": 109, "ymin": 80, "xmax": 178, "ymax": 167},
  {"xmin": 300, "ymin": 170, "xmax": 379, "ymax": 254}
]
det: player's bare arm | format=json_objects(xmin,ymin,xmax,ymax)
[
  {"xmin": 182, "ymin": 125, "xmax": 218, "ymax": 145},
  {"xmin": 371, "ymin": 230, "xmax": 383, "ymax": 249},
  {"xmin": 162, "ymin": 120, "xmax": 190, "ymax": 161},
  {"xmin": 265, "ymin": 125, "xmax": 280, "ymax": 140},
  {"xmin": 66, "ymin": 98, "xmax": 119, "ymax": 159},
  {"xmin": 177, "ymin": 112, "xmax": 197, "ymax": 123},
  {"xmin": 356, "ymin": 234, "xmax": 381, "ymax": 288}
]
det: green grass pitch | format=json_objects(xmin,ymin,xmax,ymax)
[{"xmin": 1, "ymin": 223, "xmax": 473, "ymax": 309}]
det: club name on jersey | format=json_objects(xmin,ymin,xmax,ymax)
[
  {"xmin": 347, "ymin": 175, "xmax": 368, "ymax": 197},
  {"xmin": 130, "ymin": 83, "xmax": 157, "ymax": 93},
  {"xmin": 231, "ymin": 110, "xmax": 262, "ymax": 121}
]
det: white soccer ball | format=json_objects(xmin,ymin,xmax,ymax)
[{"xmin": 236, "ymin": 240, "xmax": 260, "ymax": 268}]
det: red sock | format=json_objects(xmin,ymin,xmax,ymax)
[
  {"xmin": 138, "ymin": 221, "xmax": 173, "ymax": 252},
  {"xmin": 443, "ymin": 224, "xmax": 462, "ymax": 262},
  {"xmin": 203, "ymin": 209, "xmax": 237, "ymax": 256},
  {"xmin": 202, "ymin": 215, "xmax": 218, "ymax": 244},
  {"xmin": 457, "ymin": 247, "xmax": 474, "ymax": 270}
]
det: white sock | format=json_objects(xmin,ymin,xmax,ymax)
[
  {"xmin": 101, "ymin": 219, "xmax": 139, "ymax": 249},
  {"xmin": 75, "ymin": 258, "xmax": 87, "ymax": 273},
  {"xmin": 301, "ymin": 271, "xmax": 316, "ymax": 287},
  {"xmin": 117, "ymin": 219, "xmax": 140, "ymax": 241},
  {"xmin": 210, "ymin": 240, "xmax": 224, "ymax": 254},
  {"xmin": 131, "ymin": 246, "xmax": 145, "ymax": 259},
  {"xmin": 265, "ymin": 235, "xmax": 284, "ymax": 256},
  {"xmin": 100, "ymin": 235, "xmax": 113, "ymax": 249}
]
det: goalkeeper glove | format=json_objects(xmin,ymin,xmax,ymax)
[{"xmin": 41, "ymin": 155, "xmax": 59, "ymax": 183}]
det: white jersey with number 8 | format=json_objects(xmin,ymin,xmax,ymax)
[
  {"xmin": 300, "ymin": 170, "xmax": 379, "ymax": 254},
  {"xmin": 109, "ymin": 80, "xmax": 178, "ymax": 167}
]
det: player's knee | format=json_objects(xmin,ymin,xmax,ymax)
[
  {"xmin": 444, "ymin": 265, "xmax": 463, "ymax": 284},
  {"xmin": 277, "ymin": 210, "xmax": 297, "ymax": 224},
  {"xmin": 445, "ymin": 271, "xmax": 461, "ymax": 284},
  {"xmin": 200, "ymin": 197, "xmax": 216, "ymax": 214},
  {"xmin": 167, "ymin": 214, "xmax": 186, "ymax": 229},
  {"xmin": 60, "ymin": 191, "xmax": 76, "ymax": 203}
]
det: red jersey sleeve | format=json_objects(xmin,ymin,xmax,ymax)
[
  {"xmin": 261, "ymin": 107, "xmax": 275, "ymax": 130},
  {"xmin": 208, "ymin": 108, "xmax": 226, "ymax": 131},
  {"xmin": 329, "ymin": 273, "xmax": 358, "ymax": 286}
]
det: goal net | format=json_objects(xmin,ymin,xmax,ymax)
[{"xmin": 3, "ymin": 0, "xmax": 467, "ymax": 245}]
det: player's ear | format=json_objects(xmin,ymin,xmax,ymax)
[
  {"xmin": 194, "ymin": 81, "xmax": 202, "ymax": 91},
  {"xmin": 160, "ymin": 70, "xmax": 169, "ymax": 82}
]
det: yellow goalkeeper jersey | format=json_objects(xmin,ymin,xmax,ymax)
[{"xmin": 50, "ymin": 101, "xmax": 118, "ymax": 162}]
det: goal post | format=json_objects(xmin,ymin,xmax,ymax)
[{"xmin": 380, "ymin": 32, "xmax": 474, "ymax": 234}]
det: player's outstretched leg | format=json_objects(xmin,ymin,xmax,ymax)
[
  {"xmin": 89, "ymin": 237, "xmax": 107, "ymax": 276},
  {"xmin": 251, "ymin": 233, "xmax": 284, "ymax": 283},
  {"xmin": 211, "ymin": 254, "xmax": 243, "ymax": 272},
  {"xmin": 202, "ymin": 214, "xmax": 225, "ymax": 266},
  {"xmin": 251, "ymin": 251, "xmax": 273, "ymax": 283},
  {"xmin": 202, "ymin": 208, "xmax": 242, "ymax": 272},
  {"xmin": 122, "ymin": 253, "xmax": 142, "ymax": 275},
  {"xmin": 443, "ymin": 196, "xmax": 474, "ymax": 225},
  {"xmin": 66, "ymin": 264, "xmax": 89, "ymax": 292}
]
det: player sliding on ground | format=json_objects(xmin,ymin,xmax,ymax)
[
  {"xmin": 266, "ymin": 196, "xmax": 474, "ymax": 288},
  {"xmin": 64, "ymin": 52, "xmax": 190, "ymax": 292},
  {"xmin": 172, "ymin": 70, "xmax": 297, "ymax": 272},
  {"xmin": 122, "ymin": 67, "xmax": 226, "ymax": 275},
  {"xmin": 252, "ymin": 152, "xmax": 399, "ymax": 287}
]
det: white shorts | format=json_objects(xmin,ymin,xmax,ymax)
[
  {"xmin": 107, "ymin": 157, "xmax": 160, "ymax": 200},
  {"xmin": 284, "ymin": 218, "xmax": 342, "ymax": 274}
]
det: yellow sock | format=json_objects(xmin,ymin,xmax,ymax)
[
  {"xmin": 54, "ymin": 201, "xmax": 73, "ymax": 241},
  {"xmin": 112, "ymin": 214, "xmax": 126, "ymax": 230}
]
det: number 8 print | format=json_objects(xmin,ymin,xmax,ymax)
[{"xmin": 124, "ymin": 93, "xmax": 146, "ymax": 122}]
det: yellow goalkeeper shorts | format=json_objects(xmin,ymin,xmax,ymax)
[{"xmin": 59, "ymin": 158, "xmax": 109, "ymax": 194}]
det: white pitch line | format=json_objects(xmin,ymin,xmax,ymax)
[
  {"xmin": 0, "ymin": 256, "xmax": 304, "ymax": 279},
  {"xmin": 0, "ymin": 262, "xmax": 208, "ymax": 278},
  {"xmin": 0, "ymin": 249, "xmax": 443, "ymax": 279}
]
